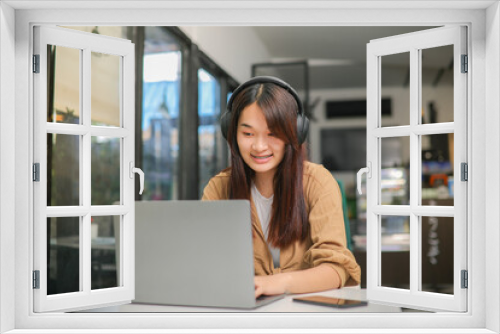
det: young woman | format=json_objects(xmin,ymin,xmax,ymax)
[{"xmin": 202, "ymin": 76, "xmax": 361, "ymax": 298}]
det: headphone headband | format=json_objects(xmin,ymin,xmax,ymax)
[{"xmin": 221, "ymin": 76, "xmax": 309, "ymax": 145}]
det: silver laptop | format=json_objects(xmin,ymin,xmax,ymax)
[{"xmin": 134, "ymin": 200, "xmax": 284, "ymax": 309}]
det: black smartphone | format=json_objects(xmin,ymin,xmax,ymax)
[{"xmin": 293, "ymin": 295, "xmax": 368, "ymax": 308}]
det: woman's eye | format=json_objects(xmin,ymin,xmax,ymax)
[{"xmin": 243, "ymin": 132, "xmax": 252, "ymax": 136}]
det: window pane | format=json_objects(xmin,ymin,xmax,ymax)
[
  {"xmin": 380, "ymin": 215, "xmax": 410, "ymax": 290},
  {"xmin": 421, "ymin": 45, "xmax": 454, "ymax": 124},
  {"xmin": 48, "ymin": 217, "xmax": 80, "ymax": 295},
  {"xmin": 421, "ymin": 134, "xmax": 454, "ymax": 205},
  {"xmin": 91, "ymin": 216, "xmax": 120, "ymax": 290},
  {"xmin": 47, "ymin": 45, "xmax": 80, "ymax": 124},
  {"xmin": 381, "ymin": 137, "xmax": 410, "ymax": 205},
  {"xmin": 91, "ymin": 137, "xmax": 121, "ymax": 205},
  {"xmin": 91, "ymin": 52, "xmax": 121, "ymax": 127},
  {"xmin": 420, "ymin": 214, "xmax": 454, "ymax": 294},
  {"xmin": 142, "ymin": 27, "xmax": 182, "ymax": 200},
  {"xmin": 47, "ymin": 134, "xmax": 80, "ymax": 206},
  {"xmin": 381, "ymin": 52, "xmax": 410, "ymax": 127},
  {"xmin": 198, "ymin": 68, "xmax": 221, "ymax": 196}
]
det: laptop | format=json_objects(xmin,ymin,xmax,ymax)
[{"xmin": 134, "ymin": 200, "xmax": 284, "ymax": 309}]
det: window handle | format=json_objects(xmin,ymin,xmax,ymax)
[
  {"xmin": 129, "ymin": 162, "xmax": 144, "ymax": 195},
  {"xmin": 357, "ymin": 162, "xmax": 372, "ymax": 195}
]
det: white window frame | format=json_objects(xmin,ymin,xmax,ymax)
[
  {"xmin": 1, "ymin": 2, "xmax": 498, "ymax": 333},
  {"xmin": 365, "ymin": 26, "xmax": 468, "ymax": 312},
  {"xmin": 32, "ymin": 26, "xmax": 136, "ymax": 312}
]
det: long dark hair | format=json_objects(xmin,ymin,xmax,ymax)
[{"xmin": 226, "ymin": 82, "xmax": 308, "ymax": 248}]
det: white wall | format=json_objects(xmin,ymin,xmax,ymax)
[
  {"xmin": 179, "ymin": 26, "xmax": 272, "ymax": 83},
  {"xmin": 485, "ymin": 2, "xmax": 500, "ymax": 333},
  {"xmin": 0, "ymin": 2, "xmax": 16, "ymax": 333},
  {"xmin": 308, "ymin": 85, "xmax": 454, "ymax": 165}
]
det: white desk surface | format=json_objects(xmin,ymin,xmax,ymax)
[{"xmin": 82, "ymin": 287, "xmax": 423, "ymax": 313}]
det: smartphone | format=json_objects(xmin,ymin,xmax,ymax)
[{"xmin": 293, "ymin": 295, "xmax": 368, "ymax": 308}]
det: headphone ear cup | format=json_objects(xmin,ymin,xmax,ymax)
[
  {"xmin": 220, "ymin": 110, "xmax": 231, "ymax": 141},
  {"xmin": 296, "ymin": 113, "xmax": 309, "ymax": 145}
]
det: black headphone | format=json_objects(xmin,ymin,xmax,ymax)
[{"xmin": 220, "ymin": 76, "xmax": 309, "ymax": 145}]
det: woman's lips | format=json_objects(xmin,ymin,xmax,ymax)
[{"xmin": 250, "ymin": 153, "xmax": 273, "ymax": 164}]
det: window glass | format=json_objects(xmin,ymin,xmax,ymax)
[
  {"xmin": 48, "ymin": 217, "xmax": 80, "ymax": 295},
  {"xmin": 198, "ymin": 68, "xmax": 221, "ymax": 196},
  {"xmin": 381, "ymin": 52, "xmax": 410, "ymax": 127},
  {"xmin": 421, "ymin": 134, "xmax": 454, "ymax": 205},
  {"xmin": 142, "ymin": 27, "xmax": 182, "ymax": 200},
  {"xmin": 91, "ymin": 52, "xmax": 121, "ymax": 127},
  {"xmin": 381, "ymin": 137, "xmax": 410, "ymax": 205},
  {"xmin": 380, "ymin": 215, "xmax": 410, "ymax": 290},
  {"xmin": 421, "ymin": 45, "xmax": 454, "ymax": 124},
  {"xmin": 91, "ymin": 136, "xmax": 121, "ymax": 205},
  {"xmin": 91, "ymin": 215, "xmax": 121, "ymax": 290},
  {"xmin": 47, "ymin": 134, "xmax": 80, "ymax": 206},
  {"xmin": 420, "ymin": 215, "xmax": 454, "ymax": 294},
  {"xmin": 47, "ymin": 45, "xmax": 81, "ymax": 124}
]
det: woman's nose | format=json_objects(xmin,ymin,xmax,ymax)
[{"xmin": 252, "ymin": 136, "xmax": 268, "ymax": 151}]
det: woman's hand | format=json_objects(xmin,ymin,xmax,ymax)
[
  {"xmin": 254, "ymin": 274, "xmax": 290, "ymax": 298},
  {"xmin": 254, "ymin": 265, "xmax": 341, "ymax": 298}
]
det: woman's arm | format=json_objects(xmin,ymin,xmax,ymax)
[{"xmin": 254, "ymin": 264, "xmax": 341, "ymax": 298}]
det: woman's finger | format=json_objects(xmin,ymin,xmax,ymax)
[{"xmin": 254, "ymin": 285, "xmax": 263, "ymax": 298}]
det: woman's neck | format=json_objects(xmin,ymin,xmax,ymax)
[{"xmin": 254, "ymin": 171, "xmax": 275, "ymax": 198}]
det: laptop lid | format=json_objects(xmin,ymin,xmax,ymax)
[{"xmin": 134, "ymin": 200, "xmax": 260, "ymax": 308}]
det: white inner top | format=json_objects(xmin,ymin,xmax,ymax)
[{"xmin": 251, "ymin": 183, "xmax": 280, "ymax": 268}]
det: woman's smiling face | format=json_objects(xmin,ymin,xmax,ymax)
[{"xmin": 236, "ymin": 102, "xmax": 286, "ymax": 178}]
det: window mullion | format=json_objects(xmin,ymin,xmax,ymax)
[
  {"xmin": 409, "ymin": 47, "xmax": 420, "ymax": 294},
  {"xmin": 373, "ymin": 205, "xmax": 454, "ymax": 217},
  {"xmin": 373, "ymin": 126, "xmax": 411, "ymax": 138},
  {"xmin": 90, "ymin": 127, "xmax": 129, "ymax": 138},
  {"xmin": 82, "ymin": 47, "xmax": 92, "ymax": 294},
  {"xmin": 46, "ymin": 123, "xmax": 88, "ymax": 135},
  {"xmin": 365, "ymin": 46, "xmax": 379, "ymax": 295},
  {"xmin": 413, "ymin": 123, "xmax": 454, "ymax": 135}
]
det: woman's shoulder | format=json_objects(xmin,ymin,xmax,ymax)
[
  {"xmin": 202, "ymin": 168, "xmax": 231, "ymax": 200},
  {"xmin": 213, "ymin": 167, "xmax": 232, "ymax": 178},
  {"xmin": 303, "ymin": 161, "xmax": 338, "ymax": 190},
  {"xmin": 304, "ymin": 161, "xmax": 335, "ymax": 179},
  {"xmin": 208, "ymin": 167, "xmax": 231, "ymax": 186}
]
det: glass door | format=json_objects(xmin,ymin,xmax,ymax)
[
  {"xmin": 33, "ymin": 26, "xmax": 139, "ymax": 312},
  {"xmin": 363, "ymin": 26, "xmax": 467, "ymax": 312}
]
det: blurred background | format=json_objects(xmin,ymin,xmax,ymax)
[{"xmin": 46, "ymin": 26, "xmax": 455, "ymax": 295}]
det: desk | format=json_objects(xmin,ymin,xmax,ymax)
[{"xmin": 81, "ymin": 287, "xmax": 425, "ymax": 313}]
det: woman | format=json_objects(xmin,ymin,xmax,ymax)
[{"xmin": 202, "ymin": 76, "xmax": 361, "ymax": 298}]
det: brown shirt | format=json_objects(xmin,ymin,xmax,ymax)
[{"xmin": 201, "ymin": 161, "xmax": 361, "ymax": 287}]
